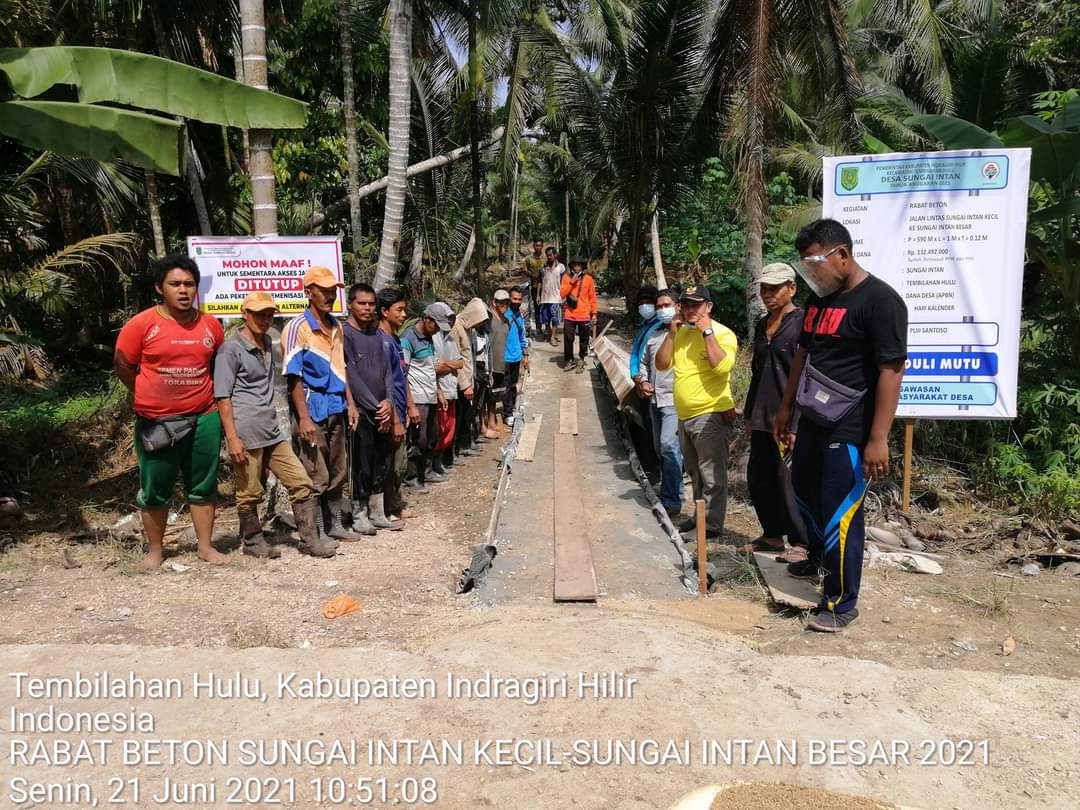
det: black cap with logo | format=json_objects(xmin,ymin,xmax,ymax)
[{"xmin": 680, "ymin": 285, "xmax": 712, "ymax": 303}]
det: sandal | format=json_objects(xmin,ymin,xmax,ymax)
[
  {"xmin": 737, "ymin": 537, "xmax": 786, "ymax": 554},
  {"xmin": 777, "ymin": 545, "xmax": 809, "ymax": 563}
]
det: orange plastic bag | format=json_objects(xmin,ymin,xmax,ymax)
[{"xmin": 322, "ymin": 594, "xmax": 362, "ymax": 619}]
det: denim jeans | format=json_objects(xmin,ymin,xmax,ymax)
[{"xmin": 649, "ymin": 401, "xmax": 684, "ymax": 511}]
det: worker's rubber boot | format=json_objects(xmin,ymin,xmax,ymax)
[
  {"xmin": 239, "ymin": 508, "xmax": 280, "ymax": 559},
  {"xmin": 293, "ymin": 498, "xmax": 336, "ymax": 558},
  {"xmin": 350, "ymin": 495, "xmax": 377, "ymax": 534},
  {"xmin": 369, "ymin": 493, "xmax": 404, "ymax": 531},
  {"xmin": 324, "ymin": 493, "xmax": 372, "ymax": 540}
]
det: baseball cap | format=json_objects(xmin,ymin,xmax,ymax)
[
  {"xmin": 759, "ymin": 262, "xmax": 797, "ymax": 286},
  {"xmin": 241, "ymin": 291, "xmax": 279, "ymax": 312},
  {"xmin": 493, "ymin": 289, "xmax": 510, "ymax": 302},
  {"xmin": 680, "ymin": 285, "xmax": 712, "ymax": 303},
  {"xmin": 423, "ymin": 302, "xmax": 454, "ymax": 330},
  {"xmin": 302, "ymin": 266, "xmax": 343, "ymax": 289},
  {"xmin": 637, "ymin": 284, "xmax": 659, "ymax": 302}
]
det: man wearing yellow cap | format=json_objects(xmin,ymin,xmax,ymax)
[
  {"xmin": 282, "ymin": 266, "xmax": 366, "ymax": 542},
  {"xmin": 215, "ymin": 291, "xmax": 335, "ymax": 557}
]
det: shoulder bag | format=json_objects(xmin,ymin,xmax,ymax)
[{"xmin": 794, "ymin": 307, "xmax": 866, "ymax": 426}]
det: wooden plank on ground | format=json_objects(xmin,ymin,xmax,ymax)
[
  {"xmin": 553, "ymin": 432, "xmax": 597, "ymax": 602},
  {"xmin": 559, "ymin": 398, "xmax": 578, "ymax": 435},
  {"xmin": 592, "ymin": 336, "xmax": 635, "ymax": 407},
  {"xmin": 515, "ymin": 414, "xmax": 543, "ymax": 462},
  {"xmin": 753, "ymin": 552, "xmax": 819, "ymax": 610}
]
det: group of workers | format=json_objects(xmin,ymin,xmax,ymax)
[
  {"xmin": 113, "ymin": 216, "xmax": 906, "ymax": 632},
  {"xmin": 628, "ymin": 218, "xmax": 907, "ymax": 632}
]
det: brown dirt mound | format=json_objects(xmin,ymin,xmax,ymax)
[{"xmin": 710, "ymin": 782, "xmax": 898, "ymax": 810}]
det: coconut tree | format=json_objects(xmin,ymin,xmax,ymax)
[
  {"xmin": 373, "ymin": 0, "xmax": 413, "ymax": 290},
  {"xmin": 548, "ymin": 0, "xmax": 721, "ymax": 304},
  {"xmin": 339, "ymin": 0, "xmax": 364, "ymax": 261}
]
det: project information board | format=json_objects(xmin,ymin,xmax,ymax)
[
  {"xmin": 822, "ymin": 148, "xmax": 1031, "ymax": 419},
  {"xmin": 187, "ymin": 235, "xmax": 345, "ymax": 318}
]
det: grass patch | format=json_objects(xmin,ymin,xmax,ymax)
[
  {"xmin": 705, "ymin": 547, "xmax": 766, "ymax": 600},
  {"xmin": 227, "ymin": 622, "xmax": 289, "ymax": 649},
  {"xmin": 936, "ymin": 577, "xmax": 1015, "ymax": 616},
  {"xmin": 0, "ymin": 368, "xmax": 132, "ymax": 491}
]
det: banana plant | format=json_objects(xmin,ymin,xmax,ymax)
[{"xmin": 0, "ymin": 46, "xmax": 307, "ymax": 176}]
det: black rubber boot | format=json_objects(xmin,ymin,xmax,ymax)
[
  {"xmin": 294, "ymin": 498, "xmax": 336, "ymax": 558},
  {"xmin": 239, "ymin": 508, "xmax": 280, "ymax": 559}
]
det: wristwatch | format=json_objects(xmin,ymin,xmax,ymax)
[{"xmin": 701, "ymin": 328, "xmax": 714, "ymax": 337}]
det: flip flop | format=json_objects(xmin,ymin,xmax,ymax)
[
  {"xmin": 777, "ymin": 545, "xmax": 809, "ymax": 563},
  {"xmin": 737, "ymin": 537, "xmax": 786, "ymax": 554}
]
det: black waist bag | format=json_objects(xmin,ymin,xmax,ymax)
[
  {"xmin": 795, "ymin": 360, "xmax": 866, "ymax": 426},
  {"xmin": 139, "ymin": 414, "xmax": 198, "ymax": 452}
]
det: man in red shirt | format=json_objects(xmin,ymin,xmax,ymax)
[{"xmin": 114, "ymin": 255, "xmax": 227, "ymax": 570}]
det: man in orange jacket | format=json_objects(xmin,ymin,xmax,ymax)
[{"xmin": 559, "ymin": 256, "xmax": 597, "ymax": 373}]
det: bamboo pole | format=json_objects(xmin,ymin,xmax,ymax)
[
  {"xmin": 901, "ymin": 420, "xmax": 915, "ymax": 512},
  {"xmin": 696, "ymin": 499, "xmax": 707, "ymax": 595}
]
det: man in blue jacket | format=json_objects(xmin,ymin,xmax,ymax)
[
  {"xmin": 629, "ymin": 285, "xmax": 661, "ymax": 384},
  {"xmin": 502, "ymin": 287, "xmax": 530, "ymax": 427}
]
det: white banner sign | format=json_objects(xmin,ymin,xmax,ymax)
[
  {"xmin": 822, "ymin": 148, "xmax": 1031, "ymax": 419},
  {"xmin": 187, "ymin": 235, "xmax": 345, "ymax": 318}
]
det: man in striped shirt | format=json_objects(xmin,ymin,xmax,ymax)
[{"xmin": 282, "ymin": 266, "xmax": 365, "ymax": 542}]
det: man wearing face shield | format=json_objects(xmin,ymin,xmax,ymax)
[{"xmin": 773, "ymin": 219, "xmax": 907, "ymax": 632}]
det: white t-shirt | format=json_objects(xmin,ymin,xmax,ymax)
[{"xmin": 540, "ymin": 263, "xmax": 565, "ymax": 304}]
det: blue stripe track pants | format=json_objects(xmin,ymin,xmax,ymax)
[{"xmin": 791, "ymin": 429, "xmax": 868, "ymax": 615}]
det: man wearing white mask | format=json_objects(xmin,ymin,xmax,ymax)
[
  {"xmin": 639, "ymin": 289, "xmax": 684, "ymax": 518},
  {"xmin": 774, "ymin": 218, "xmax": 907, "ymax": 633}
]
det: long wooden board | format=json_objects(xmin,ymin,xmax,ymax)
[
  {"xmin": 515, "ymin": 414, "xmax": 543, "ymax": 462},
  {"xmin": 753, "ymin": 552, "xmax": 819, "ymax": 610},
  {"xmin": 559, "ymin": 398, "xmax": 579, "ymax": 435},
  {"xmin": 553, "ymin": 433, "xmax": 597, "ymax": 602}
]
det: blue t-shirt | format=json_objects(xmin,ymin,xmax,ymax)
[
  {"xmin": 379, "ymin": 330, "xmax": 408, "ymax": 424},
  {"xmin": 504, "ymin": 310, "xmax": 527, "ymax": 363}
]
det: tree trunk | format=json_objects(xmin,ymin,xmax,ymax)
[
  {"xmin": 186, "ymin": 140, "xmax": 212, "ymax": 235},
  {"xmin": 743, "ymin": 178, "xmax": 767, "ymax": 337},
  {"xmin": 374, "ymin": 0, "xmax": 413, "ymax": 291},
  {"xmin": 564, "ymin": 188, "xmax": 571, "ymax": 251},
  {"xmin": 650, "ymin": 208, "xmax": 667, "ymax": 289},
  {"xmin": 239, "ymin": 0, "xmax": 277, "ymax": 235},
  {"xmin": 509, "ymin": 161, "xmax": 520, "ymax": 261},
  {"xmin": 622, "ymin": 205, "xmax": 645, "ymax": 306},
  {"xmin": 233, "ymin": 27, "xmax": 250, "ymax": 173},
  {"xmin": 455, "ymin": 227, "xmax": 476, "ymax": 282},
  {"xmin": 305, "ymin": 128, "xmax": 504, "ymax": 231},
  {"xmin": 409, "ymin": 232, "xmax": 424, "ymax": 282},
  {"xmin": 338, "ymin": 0, "xmax": 363, "ymax": 262},
  {"xmin": 146, "ymin": 169, "xmax": 167, "ymax": 256},
  {"xmin": 741, "ymin": 0, "xmax": 772, "ymax": 336},
  {"xmin": 467, "ymin": 9, "xmax": 485, "ymax": 294}
]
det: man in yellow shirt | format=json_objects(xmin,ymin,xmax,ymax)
[{"xmin": 655, "ymin": 285, "xmax": 738, "ymax": 542}]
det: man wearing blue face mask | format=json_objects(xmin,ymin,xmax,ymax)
[
  {"xmin": 639, "ymin": 289, "xmax": 684, "ymax": 517},
  {"xmin": 629, "ymin": 285, "xmax": 661, "ymax": 387}
]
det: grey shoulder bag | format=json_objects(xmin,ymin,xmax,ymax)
[{"xmin": 795, "ymin": 308, "xmax": 866, "ymax": 426}]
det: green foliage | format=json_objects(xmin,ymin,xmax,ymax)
[
  {"xmin": 662, "ymin": 159, "xmax": 806, "ymax": 336},
  {"xmin": 0, "ymin": 46, "xmax": 307, "ymax": 174}
]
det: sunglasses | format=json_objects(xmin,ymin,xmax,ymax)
[{"xmin": 800, "ymin": 245, "xmax": 843, "ymax": 268}]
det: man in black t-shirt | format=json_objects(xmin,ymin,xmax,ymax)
[{"xmin": 774, "ymin": 219, "xmax": 907, "ymax": 632}]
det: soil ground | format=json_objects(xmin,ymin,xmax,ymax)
[{"xmin": 1, "ymin": 307, "xmax": 1078, "ymax": 809}]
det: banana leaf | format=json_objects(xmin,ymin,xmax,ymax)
[
  {"xmin": 998, "ymin": 115, "xmax": 1080, "ymax": 188},
  {"xmin": 0, "ymin": 46, "xmax": 306, "ymax": 129},
  {"xmin": 0, "ymin": 100, "xmax": 185, "ymax": 175},
  {"xmin": 905, "ymin": 115, "xmax": 1004, "ymax": 149}
]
